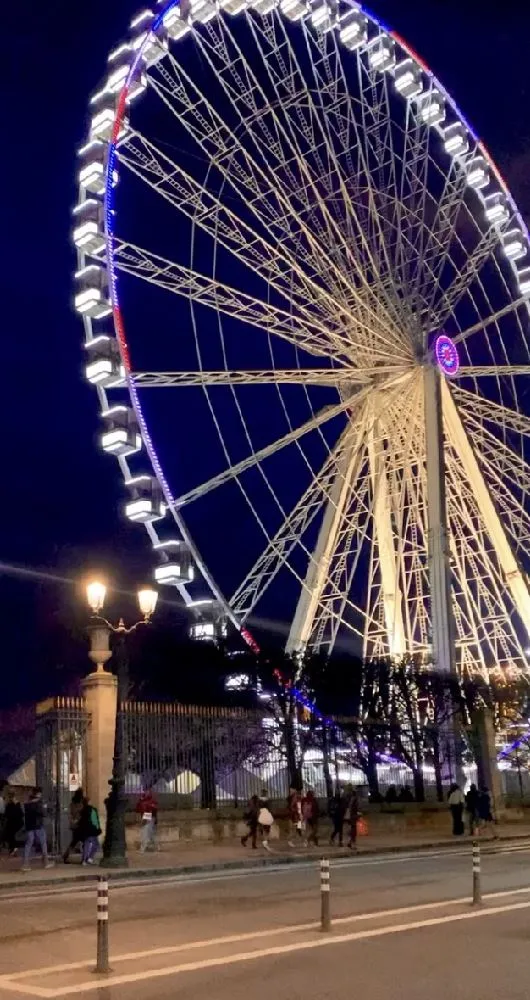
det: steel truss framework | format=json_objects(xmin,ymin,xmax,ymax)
[{"xmin": 77, "ymin": 1, "xmax": 530, "ymax": 677}]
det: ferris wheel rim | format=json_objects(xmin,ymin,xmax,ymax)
[{"xmin": 77, "ymin": 0, "xmax": 530, "ymax": 653}]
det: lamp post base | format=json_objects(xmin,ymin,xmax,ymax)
[{"xmin": 101, "ymin": 782, "xmax": 128, "ymax": 868}]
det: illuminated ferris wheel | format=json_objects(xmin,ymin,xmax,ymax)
[{"xmin": 74, "ymin": 0, "xmax": 530, "ymax": 676}]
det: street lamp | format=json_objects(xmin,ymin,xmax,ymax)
[{"xmin": 85, "ymin": 579, "xmax": 158, "ymax": 867}]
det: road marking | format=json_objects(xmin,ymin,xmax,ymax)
[
  {"xmin": 3, "ymin": 883, "xmax": 530, "ymax": 984},
  {"xmin": 3, "ymin": 897, "xmax": 530, "ymax": 997},
  {"xmin": 1, "ymin": 842, "xmax": 528, "ymax": 903}
]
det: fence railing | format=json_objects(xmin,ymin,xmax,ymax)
[
  {"xmin": 35, "ymin": 696, "xmax": 88, "ymax": 852},
  {"xmin": 33, "ymin": 694, "xmax": 530, "ymax": 842}
]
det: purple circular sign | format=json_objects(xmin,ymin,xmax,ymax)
[{"xmin": 435, "ymin": 334, "xmax": 460, "ymax": 376}]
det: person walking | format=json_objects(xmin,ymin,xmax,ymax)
[
  {"xmin": 287, "ymin": 787, "xmax": 303, "ymax": 848},
  {"xmin": 241, "ymin": 794, "xmax": 260, "ymax": 849},
  {"xmin": 478, "ymin": 787, "xmax": 497, "ymax": 839},
  {"xmin": 347, "ymin": 787, "xmax": 360, "ymax": 851},
  {"xmin": 4, "ymin": 790, "xmax": 24, "ymax": 856},
  {"xmin": 21, "ymin": 787, "xmax": 53, "ymax": 871},
  {"xmin": 136, "ymin": 788, "xmax": 158, "ymax": 853},
  {"xmin": 465, "ymin": 783, "xmax": 480, "ymax": 835},
  {"xmin": 78, "ymin": 796, "xmax": 102, "ymax": 865},
  {"xmin": 448, "ymin": 783, "xmax": 465, "ymax": 836},
  {"xmin": 257, "ymin": 789, "xmax": 274, "ymax": 852},
  {"xmin": 63, "ymin": 788, "xmax": 84, "ymax": 863},
  {"xmin": 329, "ymin": 788, "xmax": 347, "ymax": 847},
  {"xmin": 302, "ymin": 789, "xmax": 320, "ymax": 846}
]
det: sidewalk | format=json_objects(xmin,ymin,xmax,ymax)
[{"xmin": 1, "ymin": 823, "xmax": 530, "ymax": 891}]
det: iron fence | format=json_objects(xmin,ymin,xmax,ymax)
[
  {"xmin": 121, "ymin": 702, "xmax": 287, "ymax": 806},
  {"xmin": 35, "ymin": 696, "xmax": 88, "ymax": 852},
  {"xmin": 33, "ymin": 694, "xmax": 516, "ymax": 830}
]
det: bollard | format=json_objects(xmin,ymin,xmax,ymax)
[
  {"xmin": 472, "ymin": 839, "xmax": 482, "ymax": 906},
  {"xmin": 94, "ymin": 876, "xmax": 111, "ymax": 974},
  {"xmin": 320, "ymin": 857, "xmax": 331, "ymax": 932}
]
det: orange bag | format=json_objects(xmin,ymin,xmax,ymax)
[{"xmin": 357, "ymin": 817, "xmax": 368, "ymax": 837}]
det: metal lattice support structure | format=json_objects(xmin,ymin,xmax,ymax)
[{"xmin": 74, "ymin": 1, "xmax": 530, "ymax": 675}]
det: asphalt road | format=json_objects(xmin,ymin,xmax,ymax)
[{"xmin": 1, "ymin": 843, "xmax": 530, "ymax": 999}]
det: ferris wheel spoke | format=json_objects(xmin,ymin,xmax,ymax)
[
  {"xmin": 119, "ymin": 131, "xmax": 357, "ymax": 340},
  {"xmin": 149, "ymin": 55, "xmax": 365, "ymax": 324},
  {"xmin": 308, "ymin": 30, "xmax": 417, "ymax": 337},
  {"xmin": 286, "ymin": 393, "xmax": 389, "ymax": 654},
  {"xmin": 149, "ymin": 50, "xmax": 405, "ymax": 355},
  {"xmin": 231, "ymin": 421, "xmax": 358, "ymax": 618},
  {"xmin": 129, "ymin": 367, "xmax": 391, "ymax": 388},
  {"xmin": 241, "ymin": 14, "xmax": 405, "ymax": 341},
  {"xmin": 445, "ymin": 451, "xmax": 528, "ymax": 664},
  {"xmin": 308, "ymin": 478, "xmax": 373, "ymax": 655},
  {"xmin": 113, "ymin": 239, "xmax": 349, "ymax": 360},
  {"xmin": 452, "ymin": 296, "xmax": 530, "ymax": 346},
  {"xmin": 455, "ymin": 365, "xmax": 530, "ymax": 378},
  {"xmin": 173, "ymin": 391, "xmax": 359, "ymax": 510},
  {"xmin": 462, "ymin": 431, "xmax": 530, "ymax": 550},
  {"xmin": 299, "ymin": 28, "xmax": 412, "ymax": 340},
  {"xmin": 424, "ymin": 226, "xmax": 500, "ymax": 333},
  {"xmin": 451, "ymin": 383, "xmax": 530, "ymax": 438},
  {"xmin": 442, "ymin": 380, "xmax": 530, "ymax": 639},
  {"xmin": 413, "ymin": 164, "xmax": 470, "ymax": 317},
  {"xmin": 454, "ymin": 405, "xmax": 530, "ymax": 517}
]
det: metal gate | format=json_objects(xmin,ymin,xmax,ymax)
[{"xmin": 35, "ymin": 697, "xmax": 89, "ymax": 853}]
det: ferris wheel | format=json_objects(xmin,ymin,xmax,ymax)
[{"xmin": 74, "ymin": 0, "xmax": 530, "ymax": 677}]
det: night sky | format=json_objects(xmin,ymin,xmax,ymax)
[{"xmin": 1, "ymin": 0, "xmax": 529, "ymax": 710}]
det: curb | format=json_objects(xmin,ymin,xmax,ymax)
[{"xmin": 0, "ymin": 832, "xmax": 528, "ymax": 893}]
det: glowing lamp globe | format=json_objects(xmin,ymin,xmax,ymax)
[
  {"xmin": 138, "ymin": 587, "xmax": 158, "ymax": 619},
  {"xmin": 87, "ymin": 580, "xmax": 107, "ymax": 614}
]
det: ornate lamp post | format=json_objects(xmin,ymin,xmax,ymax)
[{"xmin": 86, "ymin": 580, "xmax": 158, "ymax": 867}]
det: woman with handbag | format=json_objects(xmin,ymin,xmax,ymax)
[{"xmin": 257, "ymin": 789, "xmax": 274, "ymax": 852}]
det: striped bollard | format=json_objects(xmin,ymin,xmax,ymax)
[
  {"xmin": 320, "ymin": 857, "xmax": 331, "ymax": 932},
  {"xmin": 95, "ymin": 876, "xmax": 111, "ymax": 974},
  {"xmin": 472, "ymin": 839, "xmax": 482, "ymax": 906}
]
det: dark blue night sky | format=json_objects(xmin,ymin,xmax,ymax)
[{"xmin": 2, "ymin": 0, "xmax": 529, "ymax": 709}]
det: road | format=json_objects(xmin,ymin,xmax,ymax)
[{"xmin": 1, "ymin": 843, "xmax": 530, "ymax": 998}]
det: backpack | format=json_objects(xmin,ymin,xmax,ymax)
[{"xmin": 89, "ymin": 806, "xmax": 101, "ymax": 836}]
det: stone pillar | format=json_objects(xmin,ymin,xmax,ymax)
[
  {"xmin": 470, "ymin": 707, "xmax": 503, "ymax": 811},
  {"xmin": 81, "ymin": 670, "xmax": 117, "ymax": 834}
]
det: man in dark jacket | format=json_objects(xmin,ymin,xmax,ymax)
[
  {"xmin": 329, "ymin": 789, "xmax": 348, "ymax": 847},
  {"xmin": 21, "ymin": 787, "xmax": 53, "ymax": 871}
]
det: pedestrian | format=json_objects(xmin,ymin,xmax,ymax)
[
  {"xmin": 384, "ymin": 785, "xmax": 398, "ymax": 804},
  {"xmin": 347, "ymin": 786, "xmax": 360, "ymax": 851},
  {"xmin": 448, "ymin": 783, "xmax": 465, "ymax": 836},
  {"xmin": 63, "ymin": 788, "xmax": 84, "ymax": 863},
  {"xmin": 257, "ymin": 788, "xmax": 274, "ymax": 852},
  {"xmin": 21, "ymin": 787, "xmax": 53, "ymax": 871},
  {"xmin": 287, "ymin": 787, "xmax": 303, "ymax": 848},
  {"xmin": 241, "ymin": 794, "xmax": 260, "ymax": 849},
  {"xmin": 478, "ymin": 786, "xmax": 497, "ymax": 838},
  {"xmin": 136, "ymin": 788, "xmax": 158, "ymax": 853},
  {"xmin": 465, "ymin": 783, "xmax": 480, "ymax": 835},
  {"xmin": 302, "ymin": 789, "xmax": 319, "ymax": 846},
  {"xmin": 78, "ymin": 796, "xmax": 102, "ymax": 865},
  {"xmin": 4, "ymin": 790, "xmax": 24, "ymax": 856},
  {"xmin": 329, "ymin": 788, "xmax": 347, "ymax": 847},
  {"xmin": 398, "ymin": 785, "xmax": 414, "ymax": 803}
]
